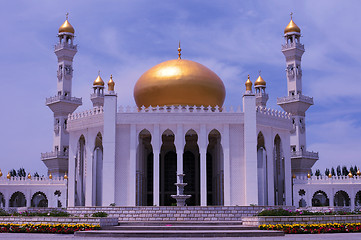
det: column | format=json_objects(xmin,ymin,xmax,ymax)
[
  {"xmin": 223, "ymin": 124, "xmax": 231, "ymax": 205},
  {"xmin": 67, "ymin": 136, "xmax": 77, "ymax": 207},
  {"xmin": 85, "ymin": 141, "xmax": 94, "ymax": 206},
  {"xmin": 102, "ymin": 92, "xmax": 117, "ymax": 206},
  {"xmin": 176, "ymin": 124, "xmax": 184, "ymax": 180},
  {"xmin": 128, "ymin": 124, "xmax": 137, "ymax": 205},
  {"xmin": 153, "ymin": 125, "xmax": 160, "ymax": 206},
  {"xmin": 200, "ymin": 124, "xmax": 207, "ymax": 206}
]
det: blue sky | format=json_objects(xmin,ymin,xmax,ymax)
[{"xmin": 1, "ymin": 0, "xmax": 361, "ymax": 175}]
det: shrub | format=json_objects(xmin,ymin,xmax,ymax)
[
  {"xmin": 91, "ymin": 212, "xmax": 108, "ymax": 217},
  {"xmin": 260, "ymin": 223, "xmax": 361, "ymax": 234}
]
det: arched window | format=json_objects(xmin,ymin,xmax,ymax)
[
  {"xmin": 355, "ymin": 191, "xmax": 361, "ymax": 206},
  {"xmin": 312, "ymin": 190, "xmax": 329, "ymax": 206},
  {"xmin": 9, "ymin": 191, "xmax": 26, "ymax": 207},
  {"xmin": 31, "ymin": 192, "xmax": 48, "ymax": 207},
  {"xmin": 334, "ymin": 190, "xmax": 350, "ymax": 206}
]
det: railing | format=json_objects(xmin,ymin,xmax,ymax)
[
  {"xmin": 68, "ymin": 106, "xmax": 104, "ymax": 120},
  {"xmin": 277, "ymin": 94, "xmax": 313, "ymax": 105},
  {"xmin": 54, "ymin": 43, "xmax": 77, "ymax": 51},
  {"xmin": 255, "ymin": 92, "xmax": 269, "ymax": 98},
  {"xmin": 46, "ymin": 95, "xmax": 82, "ymax": 105},
  {"xmin": 41, "ymin": 151, "xmax": 68, "ymax": 160},
  {"xmin": 293, "ymin": 175, "xmax": 361, "ymax": 184},
  {"xmin": 291, "ymin": 150, "xmax": 319, "ymax": 159},
  {"xmin": 90, "ymin": 93, "xmax": 104, "ymax": 98},
  {"xmin": 256, "ymin": 106, "xmax": 290, "ymax": 119},
  {"xmin": 281, "ymin": 42, "xmax": 304, "ymax": 50},
  {"xmin": 0, "ymin": 177, "xmax": 67, "ymax": 184}
]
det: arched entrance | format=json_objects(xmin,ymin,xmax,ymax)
[
  {"xmin": 31, "ymin": 192, "xmax": 48, "ymax": 207},
  {"xmin": 183, "ymin": 129, "xmax": 200, "ymax": 206},
  {"xmin": 355, "ymin": 191, "xmax": 361, "ymax": 207},
  {"xmin": 334, "ymin": 190, "xmax": 350, "ymax": 206},
  {"xmin": 160, "ymin": 129, "xmax": 176, "ymax": 206},
  {"xmin": 136, "ymin": 129, "xmax": 153, "ymax": 206},
  {"xmin": 257, "ymin": 132, "xmax": 268, "ymax": 205},
  {"xmin": 0, "ymin": 193, "xmax": 5, "ymax": 208},
  {"xmin": 9, "ymin": 191, "xmax": 26, "ymax": 207},
  {"xmin": 75, "ymin": 135, "xmax": 86, "ymax": 206},
  {"xmin": 312, "ymin": 190, "xmax": 329, "ymax": 206},
  {"xmin": 93, "ymin": 132, "xmax": 103, "ymax": 206},
  {"xmin": 274, "ymin": 135, "xmax": 285, "ymax": 205},
  {"xmin": 207, "ymin": 129, "xmax": 224, "ymax": 205}
]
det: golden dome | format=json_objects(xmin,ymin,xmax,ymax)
[
  {"xmin": 27, "ymin": 173, "xmax": 31, "ymax": 179},
  {"xmin": 307, "ymin": 172, "xmax": 311, "ymax": 178},
  {"xmin": 93, "ymin": 74, "xmax": 104, "ymax": 86},
  {"xmin": 328, "ymin": 173, "xmax": 332, "ymax": 178},
  {"xmin": 0, "ymin": 169, "xmax": 2, "ymax": 177},
  {"xmin": 348, "ymin": 171, "xmax": 353, "ymax": 178},
  {"xmin": 284, "ymin": 19, "xmax": 300, "ymax": 34},
  {"xmin": 64, "ymin": 172, "xmax": 68, "ymax": 180},
  {"xmin": 245, "ymin": 75, "xmax": 252, "ymax": 91},
  {"xmin": 254, "ymin": 75, "xmax": 266, "ymax": 86},
  {"xmin": 108, "ymin": 75, "xmax": 115, "ymax": 91},
  {"xmin": 49, "ymin": 173, "xmax": 52, "ymax": 179},
  {"xmin": 59, "ymin": 19, "xmax": 75, "ymax": 34},
  {"xmin": 7, "ymin": 173, "xmax": 10, "ymax": 179},
  {"xmin": 134, "ymin": 59, "xmax": 225, "ymax": 108},
  {"xmin": 357, "ymin": 169, "xmax": 361, "ymax": 176}
]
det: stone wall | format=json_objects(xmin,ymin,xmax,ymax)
[
  {"xmin": 243, "ymin": 215, "xmax": 361, "ymax": 226},
  {"xmin": 0, "ymin": 216, "xmax": 117, "ymax": 227},
  {"xmin": 67, "ymin": 206, "xmax": 295, "ymax": 222}
]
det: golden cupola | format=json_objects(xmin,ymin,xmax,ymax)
[
  {"xmin": 93, "ymin": 74, "xmax": 105, "ymax": 86},
  {"xmin": 59, "ymin": 14, "xmax": 75, "ymax": 34},
  {"xmin": 254, "ymin": 75, "xmax": 266, "ymax": 86},
  {"xmin": 284, "ymin": 16, "xmax": 301, "ymax": 34},
  {"xmin": 245, "ymin": 75, "xmax": 253, "ymax": 91},
  {"xmin": 134, "ymin": 46, "xmax": 226, "ymax": 108},
  {"xmin": 108, "ymin": 75, "xmax": 115, "ymax": 91}
]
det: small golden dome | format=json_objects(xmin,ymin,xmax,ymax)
[
  {"xmin": 307, "ymin": 172, "xmax": 311, "ymax": 178},
  {"xmin": 59, "ymin": 19, "xmax": 75, "ymax": 34},
  {"xmin": 284, "ymin": 19, "xmax": 301, "ymax": 34},
  {"xmin": 292, "ymin": 173, "xmax": 296, "ymax": 179},
  {"xmin": 7, "ymin": 173, "xmax": 10, "ymax": 179},
  {"xmin": 49, "ymin": 173, "xmax": 52, "ymax": 179},
  {"xmin": 348, "ymin": 171, "xmax": 353, "ymax": 178},
  {"xmin": 27, "ymin": 173, "xmax": 31, "ymax": 179},
  {"xmin": 328, "ymin": 173, "xmax": 332, "ymax": 178},
  {"xmin": 93, "ymin": 74, "xmax": 104, "ymax": 86},
  {"xmin": 357, "ymin": 169, "xmax": 361, "ymax": 176},
  {"xmin": 64, "ymin": 172, "xmax": 68, "ymax": 180},
  {"xmin": 254, "ymin": 75, "xmax": 266, "ymax": 86},
  {"xmin": 245, "ymin": 75, "xmax": 252, "ymax": 91},
  {"xmin": 0, "ymin": 169, "xmax": 2, "ymax": 177},
  {"xmin": 134, "ymin": 59, "xmax": 225, "ymax": 108},
  {"xmin": 108, "ymin": 75, "xmax": 115, "ymax": 91}
]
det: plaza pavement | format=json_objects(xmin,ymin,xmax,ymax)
[{"xmin": 1, "ymin": 232, "xmax": 361, "ymax": 240}]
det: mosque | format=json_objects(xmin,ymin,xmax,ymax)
[{"xmin": 5, "ymin": 15, "xmax": 360, "ymax": 210}]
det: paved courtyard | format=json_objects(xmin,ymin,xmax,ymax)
[{"xmin": 1, "ymin": 232, "xmax": 361, "ymax": 240}]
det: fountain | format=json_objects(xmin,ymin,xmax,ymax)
[{"xmin": 171, "ymin": 173, "xmax": 191, "ymax": 206}]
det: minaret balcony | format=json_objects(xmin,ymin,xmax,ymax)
[
  {"xmin": 46, "ymin": 95, "xmax": 82, "ymax": 105},
  {"xmin": 291, "ymin": 150, "xmax": 319, "ymax": 160},
  {"xmin": 54, "ymin": 43, "xmax": 77, "ymax": 51},
  {"xmin": 277, "ymin": 94, "xmax": 313, "ymax": 115},
  {"xmin": 41, "ymin": 151, "xmax": 68, "ymax": 160},
  {"xmin": 46, "ymin": 95, "xmax": 82, "ymax": 115},
  {"xmin": 282, "ymin": 42, "xmax": 304, "ymax": 51}
]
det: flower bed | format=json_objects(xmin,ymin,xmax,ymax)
[
  {"xmin": 260, "ymin": 223, "xmax": 361, "ymax": 234},
  {"xmin": 0, "ymin": 223, "xmax": 100, "ymax": 234},
  {"xmin": 258, "ymin": 208, "xmax": 360, "ymax": 216}
]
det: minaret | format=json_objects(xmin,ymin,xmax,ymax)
[
  {"xmin": 41, "ymin": 14, "xmax": 82, "ymax": 177},
  {"xmin": 277, "ymin": 14, "xmax": 318, "ymax": 176},
  {"xmin": 91, "ymin": 72, "xmax": 105, "ymax": 107},
  {"xmin": 254, "ymin": 71, "xmax": 268, "ymax": 107}
]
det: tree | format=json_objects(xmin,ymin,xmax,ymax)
[
  {"xmin": 315, "ymin": 169, "xmax": 321, "ymax": 176},
  {"xmin": 331, "ymin": 167, "xmax": 336, "ymax": 176},
  {"xmin": 34, "ymin": 172, "xmax": 40, "ymax": 178},
  {"xmin": 342, "ymin": 166, "xmax": 348, "ymax": 176},
  {"xmin": 350, "ymin": 166, "xmax": 357, "ymax": 176},
  {"xmin": 17, "ymin": 168, "xmax": 26, "ymax": 177},
  {"xmin": 9, "ymin": 169, "xmax": 16, "ymax": 177},
  {"xmin": 325, "ymin": 168, "xmax": 330, "ymax": 176},
  {"xmin": 336, "ymin": 165, "xmax": 341, "ymax": 176}
]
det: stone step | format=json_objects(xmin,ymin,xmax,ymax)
[
  {"xmin": 75, "ymin": 229, "xmax": 284, "ymax": 238},
  {"xmin": 116, "ymin": 221, "xmax": 243, "ymax": 226},
  {"xmin": 109, "ymin": 225, "xmax": 258, "ymax": 231}
]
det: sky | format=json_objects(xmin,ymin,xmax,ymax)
[{"xmin": 1, "ymin": 0, "xmax": 361, "ymax": 176}]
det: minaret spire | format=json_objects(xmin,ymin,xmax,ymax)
[
  {"xmin": 277, "ymin": 14, "xmax": 318, "ymax": 177},
  {"xmin": 178, "ymin": 41, "xmax": 181, "ymax": 59}
]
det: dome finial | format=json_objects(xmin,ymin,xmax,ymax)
[
  {"xmin": 93, "ymin": 71, "xmax": 104, "ymax": 86},
  {"xmin": 178, "ymin": 41, "xmax": 181, "ymax": 60},
  {"xmin": 290, "ymin": 12, "xmax": 293, "ymax": 20},
  {"xmin": 66, "ymin": 12, "xmax": 69, "ymax": 20}
]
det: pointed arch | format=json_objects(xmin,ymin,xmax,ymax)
[
  {"xmin": 183, "ymin": 129, "xmax": 200, "ymax": 205},
  {"xmin": 334, "ymin": 190, "xmax": 350, "ymax": 206},
  {"xmin": 0, "ymin": 192, "xmax": 4, "ymax": 208},
  {"xmin": 31, "ymin": 191, "xmax": 48, "ymax": 207},
  {"xmin": 137, "ymin": 129, "xmax": 153, "ymax": 206},
  {"xmin": 257, "ymin": 131, "xmax": 268, "ymax": 205},
  {"xmin": 93, "ymin": 132, "xmax": 103, "ymax": 206},
  {"xmin": 9, "ymin": 191, "xmax": 26, "ymax": 207},
  {"xmin": 207, "ymin": 129, "xmax": 224, "ymax": 205},
  {"xmin": 312, "ymin": 190, "xmax": 329, "ymax": 206},
  {"xmin": 273, "ymin": 134, "xmax": 285, "ymax": 205},
  {"xmin": 75, "ymin": 135, "xmax": 86, "ymax": 206}
]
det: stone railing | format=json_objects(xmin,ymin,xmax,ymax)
[
  {"xmin": 46, "ymin": 95, "xmax": 82, "ymax": 105},
  {"xmin": 41, "ymin": 151, "xmax": 68, "ymax": 160},
  {"xmin": 291, "ymin": 150, "xmax": 318, "ymax": 159},
  {"xmin": 118, "ymin": 105, "xmax": 243, "ymax": 114},
  {"xmin": 0, "ymin": 177, "xmax": 66, "ymax": 184},
  {"xmin": 293, "ymin": 175, "xmax": 361, "ymax": 184},
  {"xmin": 68, "ymin": 106, "xmax": 104, "ymax": 121},
  {"xmin": 90, "ymin": 93, "xmax": 104, "ymax": 98},
  {"xmin": 54, "ymin": 43, "xmax": 77, "ymax": 51},
  {"xmin": 256, "ymin": 106, "xmax": 290, "ymax": 119},
  {"xmin": 281, "ymin": 42, "xmax": 304, "ymax": 50},
  {"xmin": 277, "ymin": 94, "xmax": 313, "ymax": 105}
]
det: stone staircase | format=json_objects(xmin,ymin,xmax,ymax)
[{"xmin": 75, "ymin": 221, "xmax": 284, "ymax": 238}]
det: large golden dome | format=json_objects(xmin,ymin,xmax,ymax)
[
  {"xmin": 59, "ymin": 19, "xmax": 75, "ymax": 34},
  {"xmin": 134, "ymin": 59, "xmax": 226, "ymax": 108}
]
